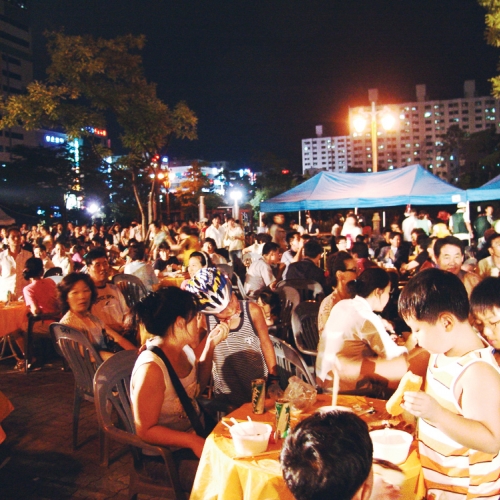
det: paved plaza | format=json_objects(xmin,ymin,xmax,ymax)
[{"xmin": 0, "ymin": 346, "xmax": 162, "ymax": 500}]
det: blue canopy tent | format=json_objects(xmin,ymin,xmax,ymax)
[
  {"xmin": 260, "ymin": 164, "xmax": 467, "ymax": 213},
  {"xmin": 466, "ymin": 174, "xmax": 500, "ymax": 202}
]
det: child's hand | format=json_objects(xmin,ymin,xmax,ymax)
[
  {"xmin": 401, "ymin": 391, "xmax": 442, "ymax": 421},
  {"xmin": 207, "ymin": 322, "xmax": 229, "ymax": 347}
]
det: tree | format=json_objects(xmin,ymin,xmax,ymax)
[
  {"xmin": 478, "ymin": 1, "xmax": 500, "ymax": 96},
  {"xmin": 0, "ymin": 32, "xmax": 197, "ymax": 236},
  {"xmin": 248, "ymin": 152, "xmax": 301, "ymax": 218}
]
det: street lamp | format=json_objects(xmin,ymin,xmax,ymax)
[
  {"xmin": 351, "ymin": 89, "xmax": 398, "ymax": 172},
  {"xmin": 230, "ymin": 190, "xmax": 242, "ymax": 220},
  {"xmin": 158, "ymin": 170, "xmax": 175, "ymax": 220}
]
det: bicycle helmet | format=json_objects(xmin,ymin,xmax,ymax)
[{"xmin": 185, "ymin": 267, "xmax": 232, "ymax": 314}]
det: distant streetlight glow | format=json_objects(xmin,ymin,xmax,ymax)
[
  {"xmin": 230, "ymin": 190, "xmax": 242, "ymax": 220},
  {"xmin": 87, "ymin": 203, "xmax": 100, "ymax": 214},
  {"xmin": 381, "ymin": 112, "xmax": 396, "ymax": 131}
]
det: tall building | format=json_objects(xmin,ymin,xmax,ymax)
[
  {"xmin": 0, "ymin": 0, "xmax": 32, "ymax": 162},
  {"xmin": 302, "ymin": 81, "xmax": 500, "ymax": 183}
]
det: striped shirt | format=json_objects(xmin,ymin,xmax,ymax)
[
  {"xmin": 419, "ymin": 347, "xmax": 500, "ymax": 499},
  {"xmin": 207, "ymin": 301, "xmax": 267, "ymax": 406}
]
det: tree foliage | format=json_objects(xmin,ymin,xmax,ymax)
[
  {"xmin": 0, "ymin": 32, "xmax": 197, "ymax": 234},
  {"xmin": 442, "ymin": 124, "xmax": 500, "ymax": 187},
  {"xmin": 479, "ymin": 1, "xmax": 500, "ymax": 96},
  {"xmin": 248, "ymin": 152, "xmax": 301, "ymax": 217}
]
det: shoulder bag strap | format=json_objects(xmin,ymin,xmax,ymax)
[{"xmin": 148, "ymin": 345, "xmax": 206, "ymax": 438}]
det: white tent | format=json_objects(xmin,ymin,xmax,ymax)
[{"xmin": 0, "ymin": 208, "xmax": 15, "ymax": 226}]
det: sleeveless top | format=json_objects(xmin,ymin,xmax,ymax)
[
  {"xmin": 130, "ymin": 342, "xmax": 200, "ymax": 433},
  {"xmin": 207, "ymin": 301, "xmax": 267, "ymax": 406},
  {"xmin": 418, "ymin": 347, "xmax": 500, "ymax": 499}
]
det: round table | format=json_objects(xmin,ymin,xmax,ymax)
[
  {"xmin": 0, "ymin": 301, "xmax": 29, "ymax": 338},
  {"xmin": 190, "ymin": 394, "xmax": 424, "ymax": 500}
]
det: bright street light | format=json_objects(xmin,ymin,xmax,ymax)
[
  {"xmin": 230, "ymin": 190, "xmax": 242, "ymax": 220},
  {"xmin": 350, "ymin": 89, "xmax": 399, "ymax": 172},
  {"xmin": 87, "ymin": 203, "xmax": 100, "ymax": 214}
]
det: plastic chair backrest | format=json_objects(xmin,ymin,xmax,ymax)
[
  {"xmin": 269, "ymin": 334, "xmax": 315, "ymax": 389},
  {"xmin": 293, "ymin": 301, "xmax": 320, "ymax": 357},
  {"xmin": 50, "ymin": 323, "xmax": 103, "ymax": 398},
  {"xmin": 44, "ymin": 266, "xmax": 63, "ymax": 278},
  {"xmin": 232, "ymin": 272, "xmax": 248, "ymax": 300},
  {"xmin": 94, "ymin": 350, "xmax": 185, "ymax": 499},
  {"xmin": 47, "ymin": 275, "xmax": 64, "ymax": 284},
  {"xmin": 112, "ymin": 273, "xmax": 148, "ymax": 308},
  {"xmin": 276, "ymin": 279, "xmax": 324, "ymax": 303}
]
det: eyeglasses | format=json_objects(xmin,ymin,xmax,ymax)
[{"xmin": 344, "ymin": 268, "xmax": 358, "ymax": 273}]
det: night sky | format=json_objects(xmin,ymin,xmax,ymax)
[{"xmin": 29, "ymin": 0, "xmax": 499, "ymax": 170}]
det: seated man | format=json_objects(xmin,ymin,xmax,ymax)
[
  {"xmin": 434, "ymin": 236, "xmax": 480, "ymax": 296},
  {"xmin": 281, "ymin": 411, "xmax": 375, "ymax": 500},
  {"xmin": 244, "ymin": 242, "xmax": 280, "ymax": 298},
  {"xmin": 281, "ymin": 231, "xmax": 303, "ymax": 280},
  {"xmin": 477, "ymin": 232, "xmax": 500, "ymax": 278},
  {"xmin": 286, "ymin": 239, "xmax": 327, "ymax": 293},
  {"xmin": 85, "ymin": 247, "xmax": 130, "ymax": 333},
  {"xmin": 153, "ymin": 241, "xmax": 181, "ymax": 277},
  {"xmin": 202, "ymin": 237, "xmax": 227, "ymax": 265},
  {"xmin": 377, "ymin": 232, "xmax": 409, "ymax": 270}
]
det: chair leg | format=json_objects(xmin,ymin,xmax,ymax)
[
  {"xmin": 73, "ymin": 390, "xmax": 82, "ymax": 451},
  {"xmin": 99, "ymin": 428, "xmax": 109, "ymax": 467}
]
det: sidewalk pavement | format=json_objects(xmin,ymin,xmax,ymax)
[{"xmin": 0, "ymin": 352, "xmax": 162, "ymax": 500}]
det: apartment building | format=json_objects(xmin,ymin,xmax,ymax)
[{"xmin": 302, "ymin": 80, "xmax": 500, "ymax": 183}]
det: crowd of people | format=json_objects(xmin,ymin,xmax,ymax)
[{"xmin": 1, "ymin": 200, "xmax": 500, "ymax": 499}]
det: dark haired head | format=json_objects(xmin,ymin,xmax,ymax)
[
  {"xmin": 189, "ymin": 251, "xmax": 211, "ymax": 267},
  {"xmin": 134, "ymin": 287, "xmax": 199, "ymax": 337},
  {"xmin": 256, "ymin": 233, "xmax": 272, "ymax": 244},
  {"xmin": 416, "ymin": 234, "xmax": 430, "ymax": 249},
  {"xmin": 158, "ymin": 241, "xmax": 171, "ymax": 251},
  {"xmin": 327, "ymin": 251, "xmax": 356, "ymax": 288},
  {"xmin": 470, "ymin": 277, "xmax": 500, "ymax": 318},
  {"xmin": 7, "ymin": 226, "xmax": 20, "ymax": 237},
  {"xmin": 23, "ymin": 257, "xmax": 44, "ymax": 280},
  {"xmin": 128, "ymin": 245, "xmax": 145, "ymax": 261},
  {"xmin": 351, "ymin": 242, "xmax": 369, "ymax": 259},
  {"xmin": 486, "ymin": 232, "xmax": 500, "ymax": 250},
  {"xmin": 262, "ymin": 242, "xmax": 280, "ymax": 256},
  {"xmin": 84, "ymin": 247, "xmax": 107, "ymax": 266},
  {"xmin": 434, "ymin": 236, "xmax": 464, "ymax": 258},
  {"xmin": 398, "ymin": 268, "xmax": 469, "ymax": 323},
  {"xmin": 346, "ymin": 267, "xmax": 389, "ymax": 298},
  {"xmin": 203, "ymin": 237, "xmax": 217, "ymax": 249},
  {"xmin": 281, "ymin": 411, "xmax": 373, "ymax": 500},
  {"xmin": 303, "ymin": 240, "xmax": 323, "ymax": 259},
  {"xmin": 58, "ymin": 273, "xmax": 98, "ymax": 314},
  {"xmin": 286, "ymin": 231, "xmax": 300, "ymax": 245}
]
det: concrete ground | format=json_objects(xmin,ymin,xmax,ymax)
[{"xmin": 0, "ymin": 343, "xmax": 163, "ymax": 500}]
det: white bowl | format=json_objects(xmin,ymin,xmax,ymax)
[
  {"xmin": 229, "ymin": 422, "xmax": 273, "ymax": 457},
  {"xmin": 370, "ymin": 429, "xmax": 413, "ymax": 465}
]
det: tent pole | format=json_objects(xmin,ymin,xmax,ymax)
[
  {"xmin": 298, "ymin": 211, "xmax": 301, "ymax": 226},
  {"xmin": 354, "ymin": 207, "xmax": 358, "ymax": 215},
  {"xmin": 383, "ymin": 211, "xmax": 386, "ymax": 228}
]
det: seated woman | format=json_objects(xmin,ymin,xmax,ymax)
[
  {"xmin": 186, "ymin": 268, "xmax": 279, "ymax": 407},
  {"xmin": 316, "ymin": 267, "xmax": 410, "ymax": 395},
  {"xmin": 130, "ymin": 287, "xmax": 229, "ymax": 493},
  {"xmin": 16, "ymin": 257, "xmax": 60, "ymax": 368},
  {"xmin": 180, "ymin": 251, "xmax": 212, "ymax": 290},
  {"xmin": 58, "ymin": 273, "xmax": 136, "ymax": 360},
  {"xmin": 123, "ymin": 244, "xmax": 158, "ymax": 292}
]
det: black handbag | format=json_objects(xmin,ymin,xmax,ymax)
[{"xmin": 148, "ymin": 346, "xmax": 216, "ymax": 438}]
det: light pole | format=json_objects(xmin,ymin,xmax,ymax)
[
  {"xmin": 230, "ymin": 190, "xmax": 242, "ymax": 221},
  {"xmin": 351, "ymin": 89, "xmax": 397, "ymax": 173}
]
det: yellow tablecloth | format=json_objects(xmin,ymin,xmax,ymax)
[
  {"xmin": 190, "ymin": 394, "xmax": 425, "ymax": 500},
  {"xmin": 0, "ymin": 301, "xmax": 29, "ymax": 338}
]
